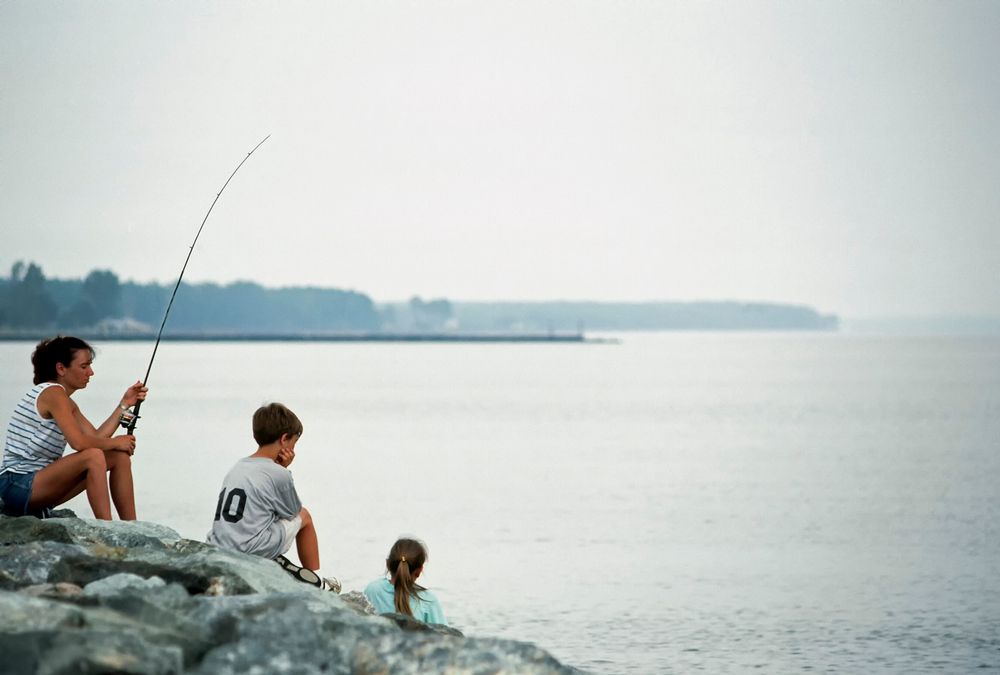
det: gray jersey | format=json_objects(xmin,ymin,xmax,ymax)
[{"xmin": 206, "ymin": 457, "xmax": 303, "ymax": 560}]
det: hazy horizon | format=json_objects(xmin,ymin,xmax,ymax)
[
  {"xmin": 3, "ymin": 1, "xmax": 998, "ymax": 319},
  {"xmin": 9, "ymin": 266, "xmax": 1000, "ymax": 324}
]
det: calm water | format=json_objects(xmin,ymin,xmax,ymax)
[{"xmin": 1, "ymin": 333, "xmax": 998, "ymax": 674}]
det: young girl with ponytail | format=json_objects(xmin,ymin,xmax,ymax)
[{"xmin": 363, "ymin": 537, "xmax": 448, "ymax": 625}]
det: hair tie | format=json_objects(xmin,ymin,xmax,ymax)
[{"xmin": 400, "ymin": 556, "xmax": 405, "ymax": 562}]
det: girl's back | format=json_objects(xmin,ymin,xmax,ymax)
[
  {"xmin": 363, "ymin": 577, "xmax": 447, "ymax": 625},
  {"xmin": 363, "ymin": 537, "xmax": 448, "ymax": 626}
]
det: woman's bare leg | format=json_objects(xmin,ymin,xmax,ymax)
[
  {"xmin": 55, "ymin": 479, "xmax": 86, "ymax": 505},
  {"xmin": 103, "ymin": 450, "xmax": 136, "ymax": 520},
  {"xmin": 29, "ymin": 449, "xmax": 111, "ymax": 519},
  {"xmin": 295, "ymin": 508, "xmax": 320, "ymax": 571}
]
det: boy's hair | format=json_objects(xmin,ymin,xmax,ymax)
[
  {"xmin": 252, "ymin": 403, "xmax": 303, "ymax": 446},
  {"xmin": 32, "ymin": 335, "xmax": 95, "ymax": 385}
]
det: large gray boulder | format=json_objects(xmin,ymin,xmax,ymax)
[
  {"xmin": 0, "ymin": 514, "xmax": 177, "ymax": 549},
  {"xmin": 0, "ymin": 541, "xmax": 89, "ymax": 588},
  {"xmin": 185, "ymin": 593, "xmax": 574, "ymax": 675},
  {"xmin": 0, "ymin": 591, "xmax": 188, "ymax": 674},
  {"xmin": 0, "ymin": 516, "xmax": 584, "ymax": 675},
  {"xmin": 1, "ymin": 630, "xmax": 185, "ymax": 675},
  {"xmin": 0, "ymin": 516, "xmax": 324, "ymax": 597}
]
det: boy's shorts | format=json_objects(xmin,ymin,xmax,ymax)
[{"xmin": 279, "ymin": 515, "xmax": 303, "ymax": 555}]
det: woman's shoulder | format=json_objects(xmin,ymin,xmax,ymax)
[
  {"xmin": 34, "ymin": 382, "xmax": 66, "ymax": 397},
  {"xmin": 34, "ymin": 382, "xmax": 71, "ymax": 413}
]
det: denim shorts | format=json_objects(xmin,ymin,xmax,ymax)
[{"xmin": 0, "ymin": 470, "xmax": 38, "ymax": 517}]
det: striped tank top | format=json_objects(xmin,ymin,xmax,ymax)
[{"xmin": 2, "ymin": 383, "xmax": 69, "ymax": 475}]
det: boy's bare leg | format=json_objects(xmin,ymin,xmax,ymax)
[
  {"xmin": 295, "ymin": 508, "xmax": 320, "ymax": 571},
  {"xmin": 29, "ymin": 448, "xmax": 112, "ymax": 520},
  {"xmin": 104, "ymin": 450, "xmax": 136, "ymax": 521}
]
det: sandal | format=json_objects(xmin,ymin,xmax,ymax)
[{"xmin": 274, "ymin": 555, "xmax": 340, "ymax": 593}]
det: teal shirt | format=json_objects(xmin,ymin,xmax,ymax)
[{"xmin": 363, "ymin": 578, "xmax": 448, "ymax": 626}]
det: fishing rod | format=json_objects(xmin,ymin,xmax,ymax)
[{"xmin": 121, "ymin": 135, "xmax": 270, "ymax": 435}]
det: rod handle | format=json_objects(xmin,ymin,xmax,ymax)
[{"xmin": 127, "ymin": 399, "xmax": 143, "ymax": 435}]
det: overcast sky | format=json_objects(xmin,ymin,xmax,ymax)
[{"xmin": 2, "ymin": 1, "xmax": 998, "ymax": 317}]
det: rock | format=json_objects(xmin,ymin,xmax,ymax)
[
  {"xmin": 187, "ymin": 594, "xmax": 580, "ymax": 675},
  {"xmin": 380, "ymin": 611, "xmax": 465, "ymax": 637},
  {"xmin": 341, "ymin": 589, "xmax": 379, "ymax": 616},
  {"xmin": 0, "ymin": 591, "xmax": 83, "ymax": 632},
  {"xmin": 0, "ymin": 541, "xmax": 89, "ymax": 587},
  {"xmin": 0, "ymin": 630, "xmax": 184, "ymax": 675},
  {"xmin": 20, "ymin": 582, "xmax": 84, "ymax": 600},
  {"xmin": 0, "ymin": 515, "xmax": 178, "ymax": 549},
  {"xmin": 79, "ymin": 576, "xmax": 218, "ymax": 667},
  {"xmin": 0, "ymin": 518, "xmax": 338, "ymax": 597},
  {"xmin": 0, "ymin": 569, "xmax": 23, "ymax": 591},
  {"xmin": 139, "ymin": 539, "xmax": 343, "ymax": 597},
  {"xmin": 0, "ymin": 517, "xmax": 76, "ymax": 545},
  {"xmin": 48, "ymin": 552, "xmax": 256, "ymax": 596},
  {"xmin": 183, "ymin": 594, "xmax": 368, "ymax": 674},
  {"xmin": 2, "ymin": 573, "xmax": 220, "ymax": 669},
  {"xmin": 83, "ymin": 572, "xmax": 167, "ymax": 597},
  {"xmin": 0, "ymin": 517, "xmax": 585, "ymax": 674}
]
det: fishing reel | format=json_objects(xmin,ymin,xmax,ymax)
[{"xmin": 118, "ymin": 408, "xmax": 139, "ymax": 430}]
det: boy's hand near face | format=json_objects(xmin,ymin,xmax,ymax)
[{"xmin": 276, "ymin": 445, "xmax": 295, "ymax": 467}]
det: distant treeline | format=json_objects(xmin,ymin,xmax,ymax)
[
  {"xmin": 0, "ymin": 262, "xmax": 837, "ymax": 335},
  {"xmin": 446, "ymin": 301, "xmax": 837, "ymax": 331},
  {"xmin": 0, "ymin": 262, "xmax": 380, "ymax": 333},
  {"xmin": 379, "ymin": 299, "xmax": 838, "ymax": 332}
]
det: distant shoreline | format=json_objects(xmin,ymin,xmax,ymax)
[
  {"xmin": 0, "ymin": 332, "xmax": 592, "ymax": 343},
  {"xmin": 1, "ymin": 265, "xmax": 842, "ymax": 334}
]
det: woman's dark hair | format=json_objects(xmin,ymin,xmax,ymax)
[
  {"xmin": 387, "ymin": 538, "xmax": 428, "ymax": 617},
  {"xmin": 31, "ymin": 336, "xmax": 95, "ymax": 385}
]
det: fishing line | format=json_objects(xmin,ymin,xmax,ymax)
[{"xmin": 122, "ymin": 135, "xmax": 270, "ymax": 434}]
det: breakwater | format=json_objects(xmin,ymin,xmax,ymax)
[{"xmin": 0, "ymin": 514, "xmax": 583, "ymax": 675}]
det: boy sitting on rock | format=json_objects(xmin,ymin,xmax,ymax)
[{"xmin": 207, "ymin": 402, "xmax": 339, "ymax": 592}]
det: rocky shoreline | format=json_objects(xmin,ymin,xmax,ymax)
[{"xmin": 0, "ymin": 513, "xmax": 582, "ymax": 675}]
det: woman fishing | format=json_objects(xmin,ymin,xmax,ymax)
[{"xmin": 0, "ymin": 336, "xmax": 147, "ymax": 520}]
